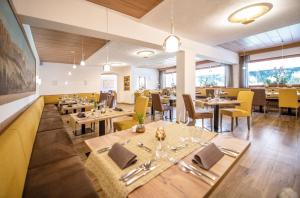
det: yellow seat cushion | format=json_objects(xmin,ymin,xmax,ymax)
[
  {"xmin": 113, "ymin": 119, "xmax": 138, "ymax": 131},
  {"xmin": 44, "ymin": 95, "xmax": 61, "ymax": 104},
  {"xmin": 221, "ymin": 91, "xmax": 254, "ymax": 118},
  {"xmin": 220, "ymin": 108, "xmax": 249, "ymax": 117},
  {"xmin": 278, "ymin": 89, "xmax": 300, "ymax": 109},
  {"xmin": 0, "ymin": 97, "xmax": 44, "ymax": 198},
  {"xmin": 114, "ymin": 96, "xmax": 149, "ymax": 131},
  {"xmin": 0, "ymin": 129, "xmax": 28, "ymax": 198}
]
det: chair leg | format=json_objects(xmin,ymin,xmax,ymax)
[
  {"xmin": 231, "ymin": 117, "xmax": 234, "ymax": 132},
  {"xmin": 279, "ymin": 107, "xmax": 281, "ymax": 117},
  {"xmin": 169, "ymin": 109, "xmax": 172, "ymax": 121},
  {"xmin": 247, "ymin": 116, "xmax": 250, "ymax": 131},
  {"xmin": 201, "ymin": 119, "xmax": 204, "ymax": 128},
  {"xmin": 296, "ymin": 109, "xmax": 298, "ymax": 119},
  {"xmin": 152, "ymin": 110, "xmax": 155, "ymax": 121},
  {"xmin": 236, "ymin": 118, "xmax": 238, "ymax": 126},
  {"xmin": 264, "ymin": 105, "xmax": 266, "ymax": 114},
  {"xmin": 220, "ymin": 114, "xmax": 223, "ymax": 132},
  {"xmin": 210, "ymin": 118, "xmax": 213, "ymax": 132}
]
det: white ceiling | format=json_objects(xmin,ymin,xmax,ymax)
[
  {"xmin": 86, "ymin": 40, "xmax": 204, "ymax": 68},
  {"xmin": 60, "ymin": 0, "xmax": 300, "ymax": 69},
  {"xmin": 141, "ymin": 0, "xmax": 300, "ymax": 46},
  {"xmin": 218, "ymin": 23, "xmax": 300, "ymax": 52}
]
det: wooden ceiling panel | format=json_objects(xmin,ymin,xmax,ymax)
[
  {"xmin": 87, "ymin": 0, "xmax": 163, "ymax": 18},
  {"xmin": 31, "ymin": 27, "xmax": 108, "ymax": 64},
  {"xmin": 218, "ymin": 23, "xmax": 300, "ymax": 53}
]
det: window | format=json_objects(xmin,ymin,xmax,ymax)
[
  {"xmin": 137, "ymin": 76, "xmax": 146, "ymax": 89},
  {"xmin": 248, "ymin": 57, "xmax": 300, "ymax": 86},
  {"xmin": 164, "ymin": 73, "xmax": 176, "ymax": 88},
  {"xmin": 195, "ymin": 66, "xmax": 225, "ymax": 87}
]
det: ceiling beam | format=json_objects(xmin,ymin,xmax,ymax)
[{"xmin": 239, "ymin": 41, "xmax": 300, "ymax": 56}]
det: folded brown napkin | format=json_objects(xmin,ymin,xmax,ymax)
[
  {"xmin": 193, "ymin": 143, "xmax": 224, "ymax": 170},
  {"xmin": 77, "ymin": 112, "xmax": 85, "ymax": 118},
  {"xmin": 108, "ymin": 143, "xmax": 137, "ymax": 169},
  {"xmin": 114, "ymin": 107, "xmax": 123, "ymax": 111}
]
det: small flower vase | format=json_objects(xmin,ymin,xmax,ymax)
[{"xmin": 136, "ymin": 124, "xmax": 145, "ymax": 133}]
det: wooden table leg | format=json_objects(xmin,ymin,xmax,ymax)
[
  {"xmin": 99, "ymin": 120, "xmax": 106, "ymax": 136},
  {"xmin": 81, "ymin": 124, "xmax": 86, "ymax": 134},
  {"xmin": 213, "ymin": 105, "xmax": 220, "ymax": 132}
]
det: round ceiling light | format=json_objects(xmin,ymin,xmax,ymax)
[
  {"xmin": 228, "ymin": 3, "xmax": 273, "ymax": 24},
  {"xmin": 136, "ymin": 50, "xmax": 155, "ymax": 58}
]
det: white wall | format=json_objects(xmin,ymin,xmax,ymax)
[
  {"xmin": 0, "ymin": 25, "xmax": 40, "ymax": 124},
  {"xmin": 100, "ymin": 74, "xmax": 117, "ymax": 92},
  {"xmin": 132, "ymin": 67, "xmax": 159, "ymax": 90},
  {"xmin": 39, "ymin": 63, "xmax": 101, "ymax": 95}
]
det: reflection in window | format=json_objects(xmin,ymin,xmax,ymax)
[
  {"xmin": 164, "ymin": 73, "xmax": 176, "ymax": 88},
  {"xmin": 195, "ymin": 66, "xmax": 225, "ymax": 87},
  {"xmin": 248, "ymin": 57, "xmax": 300, "ymax": 86}
]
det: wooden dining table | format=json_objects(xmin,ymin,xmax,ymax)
[
  {"xmin": 84, "ymin": 121, "xmax": 250, "ymax": 198},
  {"xmin": 196, "ymin": 99, "xmax": 240, "ymax": 132},
  {"xmin": 70, "ymin": 109, "xmax": 134, "ymax": 136}
]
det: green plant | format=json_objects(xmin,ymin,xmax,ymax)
[{"xmin": 136, "ymin": 113, "xmax": 145, "ymax": 124}]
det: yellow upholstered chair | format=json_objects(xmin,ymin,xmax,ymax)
[
  {"xmin": 220, "ymin": 91, "xmax": 254, "ymax": 131},
  {"xmin": 113, "ymin": 96, "xmax": 149, "ymax": 131},
  {"xmin": 278, "ymin": 89, "xmax": 300, "ymax": 119}
]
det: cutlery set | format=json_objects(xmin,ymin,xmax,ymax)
[
  {"xmin": 119, "ymin": 160, "xmax": 158, "ymax": 186},
  {"xmin": 100, "ymin": 140, "xmax": 238, "ymax": 187}
]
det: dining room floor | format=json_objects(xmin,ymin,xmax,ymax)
[{"xmin": 61, "ymin": 104, "xmax": 300, "ymax": 198}]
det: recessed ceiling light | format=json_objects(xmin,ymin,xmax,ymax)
[
  {"xmin": 68, "ymin": 71, "xmax": 72, "ymax": 76},
  {"xmin": 136, "ymin": 50, "xmax": 155, "ymax": 58},
  {"xmin": 110, "ymin": 62, "xmax": 127, "ymax": 67},
  {"xmin": 228, "ymin": 3, "xmax": 273, "ymax": 24}
]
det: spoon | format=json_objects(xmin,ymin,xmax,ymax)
[
  {"xmin": 137, "ymin": 141, "xmax": 152, "ymax": 152},
  {"xmin": 178, "ymin": 163, "xmax": 214, "ymax": 186}
]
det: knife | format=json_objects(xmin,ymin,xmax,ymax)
[
  {"xmin": 220, "ymin": 149, "xmax": 238, "ymax": 158},
  {"xmin": 187, "ymin": 164, "xmax": 218, "ymax": 181},
  {"xmin": 125, "ymin": 165, "xmax": 158, "ymax": 186},
  {"xmin": 97, "ymin": 146, "xmax": 112, "ymax": 153}
]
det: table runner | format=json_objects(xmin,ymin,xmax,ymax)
[{"xmin": 85, "ymin": 121, "xmax": 217, "ymax": 198}]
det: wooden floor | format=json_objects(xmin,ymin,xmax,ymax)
[{"xmin": 62, "ymin": 105, "xmax": 300, "ymax": 198}]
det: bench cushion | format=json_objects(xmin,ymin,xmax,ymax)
[
  {"xmin": 41, "ymin": 111, "xmax": 61, "ymax": 119},
  {"xmin": 29, "ymin": 143, "xmax": 77, "ymax": 169},
  {"xmin": 38, "ymin": 117, "xmax": 64, "ymax": 132},
  {"xmin": 43, "ymin": 104, "xmax": 58, "ymax": 112},
  {"xmin": 33, "ymin": 129, "xmax": 72, "ymax": 149},
  {"xmin": 24, "ymin": 156, "xmax": 98, "ymax": 198}
]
